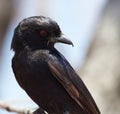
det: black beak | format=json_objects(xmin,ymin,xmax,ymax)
[{"xmin": 56, "ymin": 36, "xmax": 74, "ymax": 46}]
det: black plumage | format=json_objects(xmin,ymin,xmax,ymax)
[{"xmin": 11, "ymin": 16, "xmax": 100, "ymax": 114}]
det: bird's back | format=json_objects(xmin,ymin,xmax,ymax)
[{"xmin": 12, "ymin": 49, "xmax": 91, "ymax": 114}]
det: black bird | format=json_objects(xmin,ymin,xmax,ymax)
[{"xmin": 11, "ymin": 16, "xmax": 100, "ymax": 114}]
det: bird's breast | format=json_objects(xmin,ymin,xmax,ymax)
[{"xmin": 12, "ymin": 50, "xmax": 65, "ymax": 101}]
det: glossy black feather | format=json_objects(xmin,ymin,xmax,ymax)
[{"xmin": 11, "ymin": 16, "xmax": 100, "ymax": 114}]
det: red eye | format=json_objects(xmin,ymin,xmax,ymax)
[{"xmin": 39, "ymin": 30, "xmax": 47, "ymax": 37}]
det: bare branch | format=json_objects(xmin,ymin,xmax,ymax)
[{"xmin": 0, "ymin": 101, "xmax": 35, "ymax": 114}]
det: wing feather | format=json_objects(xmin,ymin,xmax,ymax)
[{"xmin": 48, "ymin": 52, "xmax": 100, "ymax": 114}]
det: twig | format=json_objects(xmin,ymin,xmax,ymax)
[{"xmin": 0, "ymin": 101, "xmax": 35, "ymax": 114}]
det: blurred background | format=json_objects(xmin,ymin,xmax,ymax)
[{"xmin": 0, "ymin": 0, "xmax": 120, "ymax": 114}]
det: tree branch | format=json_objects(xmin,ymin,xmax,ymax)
[{"xmin": 0, "ymin": 101, "xmax": 36, "ymax": 114}]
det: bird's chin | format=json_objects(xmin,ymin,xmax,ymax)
[{"xmin": 47, "ymin": 40, "xmax": 55, "ymax": 47}]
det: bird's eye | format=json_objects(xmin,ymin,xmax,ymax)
[{"xmin": 39, "ymin": 30, "xmax": 48, "ymax": 37}]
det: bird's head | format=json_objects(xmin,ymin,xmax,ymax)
[{"xmin": 11, "ymin": 16, "xmax": 73, "ymax": 52}]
